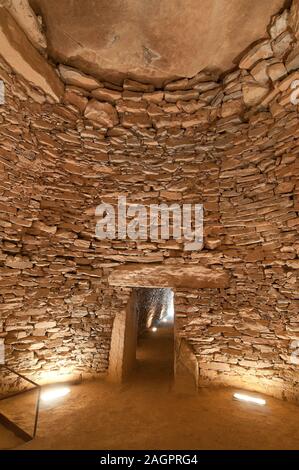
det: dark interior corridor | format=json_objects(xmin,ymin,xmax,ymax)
[
  {"xmin": 130, "ymin": 287, "xmax": 174, "ymax": 388},
  {"xmin": 133, "ymin": 325, "xmax": 174, "ymax": 390}
]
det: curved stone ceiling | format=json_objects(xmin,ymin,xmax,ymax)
[{"xmin": 30, "ymin": 0, "xmax": 285, "ymax": 86}]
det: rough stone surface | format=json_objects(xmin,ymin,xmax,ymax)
[
  {"xmin": 0, "ymin": 7, "xmax": 63, "ymax": 101},
  {"xmin": 175, "ymin": 338, "xmax": 198, "ymax": 393},
  {"xmin": 30, "ymin": 0, "xmax": 284, "ymax": 85},
  {"xmin": 239, "ymin": 40, "xmax": 273, "ymax": 69},
  {"xmin": 59, "ymin": 65, "xmax": 103, "ymax": 91},
  {"xmin": 84, "ymin": 99, "xmax": 119, "ymax": 127},
  {"xmin": 242, "ymin": 82, "xmax": 269, "ymax": 107},
  {"xmin": 269, "ymin": 9, "xmax": 289, "ymax": 39},
  {"xmin": 0, "ymin": 0, "xmax": 47, "ymax": 51},
  {"xmin": 0, "ymin": 1, "xmax": 299, "ymax": 404},
  {"xmin": 108, "ymin": 265, "xmax": 229, "ymax": 289}
]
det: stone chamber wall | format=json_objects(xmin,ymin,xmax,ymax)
[
  {"xmin": 136, "ymin": 288, "xmax": 172, "ymax": 334},
  {"xmin": 0, "ymin": 3, "xmax": 298, "ymax": 401}
]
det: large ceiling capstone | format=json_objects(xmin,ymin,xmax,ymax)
[{"xmin": 29, "ymin": 0, "xmax": 285, "ymax": 86}]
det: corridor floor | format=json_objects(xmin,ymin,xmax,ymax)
[{"xmin": 1, "ymin": 326, "xmax": 299, "ymax": 450}]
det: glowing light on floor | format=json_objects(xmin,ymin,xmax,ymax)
[
  {"xmin": 41, "ymin": 386, "xmax": 70, "ymax": 403},
  {"xmin": 152, "ymin": 327, "xmax": 158, "ymax": 332},
  {"xmin": 233, "ymin": 392, "xmax": 266, "ymax": 406}
]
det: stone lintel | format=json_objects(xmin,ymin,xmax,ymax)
[{"xmin": 108, "ymin": 263, "xmax": 229, "ymax": 289}]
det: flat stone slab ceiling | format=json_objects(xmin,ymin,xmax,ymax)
[{"xmin": 31, "ymin": 0, "xmax": 284, "ymax": 85}]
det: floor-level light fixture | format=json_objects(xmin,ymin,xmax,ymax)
[
  {"xmin": 41, "ymin": 386, "xmax": 70, "ymax": 403},
  {"xmin": 233, "ymin": 392, "xmax": 266, "ymax": 406},
  {"xmin": 151, "ymin": 326, "xmax": 158, "ymax": 332}
]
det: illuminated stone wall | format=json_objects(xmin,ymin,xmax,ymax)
[{"xmin": 0, "ymin": 3, "xmax": 298, "ymax": 401}]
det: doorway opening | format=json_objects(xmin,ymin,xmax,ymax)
[
  {"xmin": 134, "ymin": 288, "xmax": 174, "ymax": 386},
  {"xmin": 108, "ymin": 287, "xmax": 174, "ymax": 384}
]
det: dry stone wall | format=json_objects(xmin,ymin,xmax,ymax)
[
  {"xmin": 0, "ymin": 3, "xmax": 298, "ymax": 400},
  {"xmin": 135, "ymin": 288, "xmax": 172, "ymax": 334}
]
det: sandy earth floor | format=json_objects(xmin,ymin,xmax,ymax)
[
  {"xmin": 0, "ymin": 424, "xmax": 23, "ymax": 449},
  {"xmin": 0, "ymin": 327, "xmax": 299, "ymax": 450}
]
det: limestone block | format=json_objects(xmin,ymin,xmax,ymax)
[
  {"xmin": 59, "ymin": 65, "xmax": 102, "ymax": 91},
  {"xmin": 108, "ymin": 264, "xmax": 230, "ymax": 289},
  {"xmin": 84, "ymin": 99, "xmax": 119, "ymax": 127},
  {"xmin": 239, "ymin": 40, "xmax": 273, "ymax": 69},
  {"xmin": 242, "ymin": 82, "xmax": 269, "ymax": 106}
]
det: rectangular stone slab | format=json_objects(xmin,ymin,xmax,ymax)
[{"xmin": 108, "ymin": 264, "xmax": 229, "ymax": 288}]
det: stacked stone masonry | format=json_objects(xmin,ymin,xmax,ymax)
[{"xmin": 0, "ymin": 2, "xmax": 298, "ymax": 401}]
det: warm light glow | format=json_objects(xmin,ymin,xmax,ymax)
[
  {"xmin": 166, "ymin": 290, "xmax": 174, "ymax": 321},
  {"xmin": 41, "ymin": 386, "xmax": 70, "ymax": 402},
  {"xmin": 233, "ymin": 392, "xmax": 266, "ymax": 406},
  {"xmin": 152, "ymin": 327, "xmax": 158, "ymax": 332},
  {"xmin": 39, "ymin": 368, "xmax": 74, "ymax": 383}
]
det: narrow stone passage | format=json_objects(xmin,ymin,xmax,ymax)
[{"xmin": 131, "ymin": 325, "xmax": 174, "ymax": 390}]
